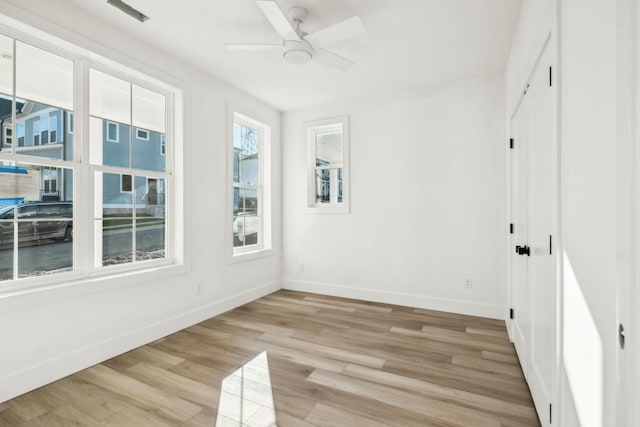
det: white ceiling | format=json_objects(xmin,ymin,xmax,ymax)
[{"xmin": 60, "ymin": 0, "xmax": 523, "ymax": 112}]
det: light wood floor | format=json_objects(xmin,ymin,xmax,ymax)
[{"xmin": 0, "ymin": 290, "xmax": 540, "ymax": 427}]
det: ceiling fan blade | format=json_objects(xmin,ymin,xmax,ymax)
[
  {"xmin": 305, "ymin": 16, "xmax": 365, "ymax": 48},
  {"xmin": 255, "ymin": 1, "xmax": 300, "ymax": 41},
  {"xmin": 314, "ymin": 49, "xmax": 356, "ymax": 72},
  {"xmin": 225, "ymin": 44, "xmax": 282, "ymax": 51}
]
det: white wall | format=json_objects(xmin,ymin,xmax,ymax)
[
  {"xmin": 282, "ymin": 75, "xmax": 507, "ymax": 319},
  {"xmin": 0, "ymin": 1, "xmax": 282, "ymax": 402},
  {"xmin": 560, "ymin": 0, "xmax": 618, "ymax": 425}
]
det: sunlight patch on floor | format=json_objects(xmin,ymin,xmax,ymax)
[{"xmin": 216, "ymin": 351, "xmax": 277, "ymax": 427}]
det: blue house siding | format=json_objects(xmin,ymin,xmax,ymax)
[{"xmin": 132, "ymin": 129, "xmax": 165, "ymax": 172}]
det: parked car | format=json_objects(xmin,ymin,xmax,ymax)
[{"xmin": 0, "ymin": 201, "xmax": 73, "ymax": 245}]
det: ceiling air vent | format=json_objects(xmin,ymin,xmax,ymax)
[{"xmin": 107, "ymin": 0, "xmax": 149, "ymax": 23}]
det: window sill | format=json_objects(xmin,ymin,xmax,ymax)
[
  {"xmin": 305, "ymin": 204, "xmax": 350, "ymax": 214},
  {"xmin": 228, "ymin": 247, "xmax": 273, "ymax": 264},
  {"xmin": 0, "ymin": 261, "xmax": 187, "ymax": 307}
]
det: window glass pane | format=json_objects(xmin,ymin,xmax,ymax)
[
  {"xmin": 18, "ymin": 220, "xmax": 73, "ymax": 278},
  {"xmin": 90, "ymin": 69, "xmax": 130, "ymax": 125},
  {"xmin": 13, "ymin": 105, "xmax": 72, "ymax": 161},
  {"xmin": 101, "ymin": 219, "xmax": 133, "ymax": 266},
  {"xmin": 0, "ymin": 36, "xmax": 13, "ymax": 155},
  {"xmin": 315, "ymin": 130, "xmax": 342, "ymax": 167},
  {"xmin": 0, "ymin": 220, "xmax": 13, "ymax": 280},
  {"xmin": 0, "ymin": 164, "xmax": 73, "ymax": 280},
  {"xmin": 102, "ymin": 172, "xmax": 133, "ymax": 218},
  {"xmin": 315, "ymin": 167, "xmax": 342, "ymax": 204},
  {"xmin": 233, "ymin": 123, "xmax": 259, "ymax": 185},
  {"xmin": 0, "ymin": 34, "xmax": 12, "ymax": 99},
  {"xmin": 234, "ymin": 215, "xmax": 260, "ymax": 247},
  {"xmin": 16, "ymin": 42, "xmax": 73, "ymax": 111},
  {"xmin": 132, "ymin": 85, "xmax": 165, "ymax": 133},
  {"xmin": 135, "ymin": 176, "xmax": 166, "ymax": 217},
  {"xmin": 136, "ymin": 217, "xmax": 165, "ymax": 259},
  {"xmin": 132, "ymin": 127, "xmax": 166, "ymax": 172},
  {"xmin": 91, "ymin": 117, "xmax": 130, "ymax": 167}
]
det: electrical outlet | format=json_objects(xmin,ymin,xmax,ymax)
[
  {"xmin": 297, "ymin": 263, "xmax": 304, "ymax": 272},
  {"xmin": 464, "ymin": 278, "xmax": 473, "ymax": 289},
  {"xmin": 196, "ymin": 281, "xmax": 203, "ymax": 295}
]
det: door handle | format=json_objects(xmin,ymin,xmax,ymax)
[{"xmin": 515, "ymin": 245, "xmax": 530, "ymax": 256}]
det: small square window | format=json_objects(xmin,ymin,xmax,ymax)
[
  {"xmin": 106, "ymin": 121, "xmax": 119, "ymax": 143},
  {"xmin": 136, "ymin": 128, "xmax": 149, "ymax": 141}
]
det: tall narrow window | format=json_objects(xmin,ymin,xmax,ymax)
[
  {"xmin": 306, "ymin": 116, "xmax": 350, "ymax": 213},
  {"xmin": 50, "ymin": 115, "xmax": 57, "ymax": 143},
  {"xmin": 17, "ymin": 123, "xmax": 25, "ymax": 146},
  {"xmin": 1, "ymin": 37, "xmax": 75, "ymax": 281},
  {"xmin": 33, "ymin": 121, "xmax": 40, "ymax": 145},
  {"xmin": 91, "ymin": 69, "xmax": 168, "ymax": 268},
  {"xmin": 40, "ymin": 116, "xmax": 49, "ymax": 144},
  {"xmin": 66, "ymin": 111, "xmax": 74, "ymax": 134},
  {"xmin": 106, "ymin": 121, "xmax": 119, "ymax": 143},
  {"xmin": 230, "ymin": 111, "xmax": 271, "ymax": 257}
]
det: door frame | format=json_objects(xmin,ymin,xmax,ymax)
[
  {"xmin": 507, "ymin": 32, "xmax": 561, "ymax": 426},
  {"xmin": 616, "ymin": 0, "xmax": 639, "ymax": 424}
]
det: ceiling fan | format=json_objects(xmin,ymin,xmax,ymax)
[{"xmin": 225, "ymin": 1, "xmax": 366, "ymax": 71}]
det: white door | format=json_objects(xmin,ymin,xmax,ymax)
[
  {"xmin": 526, "ymin": 42, "xmax": 556, "ymax": 426},
  {"xmin": 510, "ymin": 87, "xmax": 530, "ymax": 378},
  {"xmin": 510, "ymin": 39, "xmax": 556, "ymax": 426}
]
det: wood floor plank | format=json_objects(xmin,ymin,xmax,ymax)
[
  {"xmin": 342, "ymin": 363, "xmax": 537, "ymax": 420},
  {"xmin": 76, "ymin": 365, "xmax": 201, "ymax": 422},
  {"xmin": 305, "ymin": 402, "xmax": 390, "ymax": 427},
  {"xmin": 307, "ymin": 368, "xmax": 502, "ymax": 427},
  {"xmin": 1, "ymin": 290, "xmax": 540, "ymax": 427}
]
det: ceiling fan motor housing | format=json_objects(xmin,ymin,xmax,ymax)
[{"xmin": 283, "ymin": 39, "xmax": 313, "ymax": 65}]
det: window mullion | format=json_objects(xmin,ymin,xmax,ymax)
[{"xmin": 79, "ymin": 58, "xmax": 92, "ymax": 276}]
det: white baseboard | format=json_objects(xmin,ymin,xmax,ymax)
[
  {"xmin": 283, "ymin": 279, "xmax": 506, "ymax": 320},
  {"xmin": 0, "ymin": 280, "xmax": 281, "ymax": 403}
]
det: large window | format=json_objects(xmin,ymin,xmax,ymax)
[
  {"xmin": 306, "ymin": 116, "xmax": 350, "ymax": 213},
  {"xmin": 0, "ymin": 28, "xmax": 179, "ymax": 288},
  {"xmin": 230, "ymin": 111, "xmax": 271, "ymax": 258},
  {"xmin": 90, "ymin": 69, "xmax": 169, "ymax": 268}
]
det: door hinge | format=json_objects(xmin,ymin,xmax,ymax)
[
  {"xmin": 509, "ymin": 138, "xmax": 514, "ymax": 149},
  {"xmin": 510, "ymin": 308, "xmax": 514, "ymax": 319},
  {"xmin": 549, "ymin": 403, "xmax": 552, "ymax": 424},
  {"xmin": 549, "ymin": 66, "xmax": 553, "ymax": 87},
  {"xmin": 510, "ymin": 223, "xmax": 514, "ymax": 234},
  {"xmin": 523, "ymin": 83, "xmax": 530, "ymax": 95}
]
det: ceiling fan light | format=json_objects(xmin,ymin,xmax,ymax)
[{"xmin": 284, "ymin": 49, "xmax": 312, "ymax": 65}]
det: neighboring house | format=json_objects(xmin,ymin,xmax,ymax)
[{"xmin": 0, "ymin": 97, "xmax": 166, "ymax": 214}]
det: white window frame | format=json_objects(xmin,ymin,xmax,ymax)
[
  {"xmin": 106, "ymin": 121, "xmax": 119, "ymax": 143},
  {"xmin": 66, "ymin": 111, "xmax": 74, "ymax": 134},
  {"xmin": 3, "ymin": 125, "xmax": 11, "ymax": 146},
  {"xmin": 0, "ymin": 20, "xmax": 184, "ymax": 294},
  {"xmin": 136, "ymin": 128, "xmax": 149, "ymax": 141},
  {"xmin": 306, "ymin": 116, "xmax": 350, "ymax": 213},
  {"xmin": 227, "ymin": 106, "xmax": 272, "ymax": 263}
]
